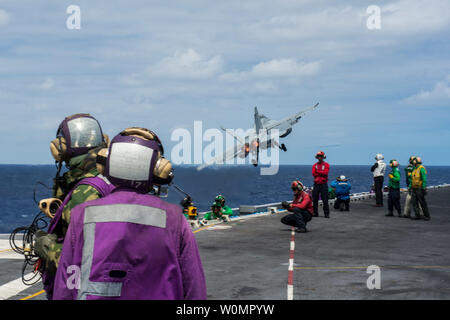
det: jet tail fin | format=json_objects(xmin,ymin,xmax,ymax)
[{"xmin": 254, "ymin": 106, "xmax": 263, "ymax": 133}]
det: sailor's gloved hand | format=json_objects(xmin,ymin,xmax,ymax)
[
  {"xmin": 33, "ymin": 230, "xmax": 57, "ymax": 260},
  {"xmin": 281, "ymin": 201, "xmax": 290, "ymax": 209}
]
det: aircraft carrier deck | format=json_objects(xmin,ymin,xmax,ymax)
[{"xmin": 1, "ymin": 186, "xmax": 449, "ymax": 300}]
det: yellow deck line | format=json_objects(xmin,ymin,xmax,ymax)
[
  {"xmin": 295, "ymin": 265, "xmax": 450, "ymax": 270},
  {"xmin": 20, "ymin": 290, "xmax": 45, "ymax": 300},
  {"xmin": 0, "ymin": 249, "xmax": 13, "ymax": 253}
]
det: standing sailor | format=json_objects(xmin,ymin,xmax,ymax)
[
  {"xmin": 371, "ymin": 154, "xmax": 386, "ymax": 207},
  {"xmin": 34, "ymin": 114, "xmax": 113, "ymax": 300},
  {"xmin": 312, "ymin": 151, "xmax": 330, "ymax": 218},
  {"xmin": 53, "ymin": 128, "xmax": 206, "ymax": 300},
  {"xmin": 403, "ymin": 156, "xmax": 422, "ymax": 218},
  {"xmin": 386, "ymin": 159, "xmax": 402, "ymax": 217},
  {"xmin": 410, "ymin": 156, "xmax": 431, "ymax": 221}
]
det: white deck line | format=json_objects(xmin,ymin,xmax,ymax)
[{"xmin": 0, "ymin": 274, "xmax": 41, "ymax": 300}]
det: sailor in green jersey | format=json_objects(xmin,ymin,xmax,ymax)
[
  {"xmin": 386, "ymin": 159, "xmax": 402, "ymax": 217},
  {"xmin": 202, "ymin": 195, "xmax": 233, "ymax": 221}
]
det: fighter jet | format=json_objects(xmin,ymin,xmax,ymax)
[{"xmin": 197, "ymin": 102, "xmax": 319, "ymax": 170}]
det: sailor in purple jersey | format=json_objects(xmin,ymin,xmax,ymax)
[{"xmin": 53, "ymin": 128, "xmax": 207, "ymax": 300}]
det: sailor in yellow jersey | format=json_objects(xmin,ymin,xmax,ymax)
[{"xmin": 409, "ymin": 156, "xmax": 430, "ymax": 221}]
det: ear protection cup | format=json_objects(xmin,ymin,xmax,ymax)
[
  {"xmin": 153, "ymin": 157, "xmax": 174, "ymax": 185},
  {"xmin": 96, "ymin": 148, "xmax": 108, "ymax": 175},
  {"xmin": 291, "ymin": 180, "xmax": 304, "ymax": 192},
  {"xmin": 103, "ymin": 134, "xmax": 110, "ymax": 147},
  {"xmin": 50, "ymin": 136, "xmax": 68, "ymax": 162}
]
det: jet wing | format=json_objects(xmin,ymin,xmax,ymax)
[
  {"xmin": 196, "ymin": 142, "xmax": 246, "ymax": 171},
  {"xmin": 264, "ymin": 102, "xmax": 319, "ymax": 131}
]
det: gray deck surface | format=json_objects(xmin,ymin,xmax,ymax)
[{"xmin": 1, "ymin": 187, "xmax": 449, "ymax": 300}]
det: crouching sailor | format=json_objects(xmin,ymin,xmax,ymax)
[
  {"xmin": 53, "ymin": 128, "xmax": 207, "ymax": 300},
  {"xmin": 281, "ymin": 180, "xmax": 314, "ymax": 233},
  {"xmin": 331, "ymin": 175, "xmax": 351, "ymax": 211}
]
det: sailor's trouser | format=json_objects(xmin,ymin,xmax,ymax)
[
  {"xmin": 312, "ymin": 183, "xmax": 330, "ymax": 216},
  {"xmin": 388, "ymin": 188, "xmax": 401, "ymax": 215},
  {"xmin": 281, "ymin": 208, "xmax": 312, "ymax": 229},
  {"xmin": 374, "ymin": 176, "xmax": 384, "ymax": 205},
  {"xmin": 334, "ymin": 198, "xmax": 350, "ymax": 211},
  {"xmin": 411, "ymin": 188, "xmax": 430, "ymax": 218},
  {"xmin": 404, "ymin": 190, "xmax": 422, "ymax": 217}
]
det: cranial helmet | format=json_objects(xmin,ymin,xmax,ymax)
[
  {"xmin": 315, "ymin": 151, "xmax": 326, "ymax": 159},
  {"xmin": 389, "ymin": 159, "xmax": 399, "ymax": 167},
  {"xmin": 105, "ymin": 127, "xmax": 174, "ymax": 193},
  {"xmin": 414, "ymin": 156, "xmax": 422, "ymax": 164},
  {"xmin": 338, "ymin": 175, "xmax": 347, "ymax": 181},
  {"xmin": 215, "ymin": 194, "xmax": 225, "ymax": 206},
  {"xmin": 50, "ymin": 114, "xmax": 107, "ymax": 162},
  {"xmin": 291, "ymin": 180, "xmax": 304, "ymax": 192},
  {"xmin": 375, "ymin": 154, "xmax": 384, "ymax": 161}
]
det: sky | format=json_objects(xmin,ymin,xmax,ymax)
[{"xmin": 0, "ymin": 0, "xmax": 449, "ymax": 165}]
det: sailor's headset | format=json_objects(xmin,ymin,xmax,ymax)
[{"xmin": 100, "ymin": 127, "xmax": 174, "ymax": 196}]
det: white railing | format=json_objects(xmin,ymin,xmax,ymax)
[{"xmin": 198, "ymin": 183, "xmax": 450, "ymax": 217}]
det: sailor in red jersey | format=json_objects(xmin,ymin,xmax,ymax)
[
  {"xmin": 312, "ymin": 151, "xmax": 330, "ymax": 218},
  {"xmin": 281, "ymin": 180, "xmax": 313, "ymax": 233}
]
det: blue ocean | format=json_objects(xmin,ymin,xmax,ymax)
[{"xmin": 1, "ymin": 164, "xmax": 449, "ymax": 233}]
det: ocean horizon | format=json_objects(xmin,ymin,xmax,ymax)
[{"xmin": 1, "ymin": 164, "xmax": 449, "ymax": 233}]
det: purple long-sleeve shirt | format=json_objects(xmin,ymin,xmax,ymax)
[{"xmin": 53, "ymin": 188, "xmax": 207, "ymax": 300}]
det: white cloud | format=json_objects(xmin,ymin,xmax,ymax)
[
  {"xmin": 221, "ymin": 58, "xmax": 321, "ymax": 82},
  {"xmin": 0, "ymin": 9, "xmax": 9, "ymax": 25},
  {"xmin": 149, "ymin": 49, "xmax": 224, "ymax": 80},
  {"xmin": 244, "ymin": 0, "xmax": 450, "ymax": 55},
  {"xmin": 246, "ymin": 6, "xmax": 363, "ymax": 42},
  {"xmin": 382, "ymin": 0, "xmax": 450, "ymax": 35},
  {"xmin": 39, "ymin": 78, "xmax": 54, "ymax": 90},
  {"xmin": 402, "ymin": 76, "xmax": 450, "ymax": 106},
  {"xmin": 252, "ymin": 59, "xmax": 320, "ymax": 77}
]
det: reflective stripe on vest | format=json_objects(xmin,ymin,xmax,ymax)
[
  {"xmin": 77, "ymin": 204, "xmax": 167, "ymax": 300},
  {"xmin": 411, "ymin": 165, "xmax": 426, "ymax": 188}
]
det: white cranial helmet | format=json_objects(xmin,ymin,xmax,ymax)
[{"xmin": 375, "ymin": 154, "xmax": 384, "ymax": 161}]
